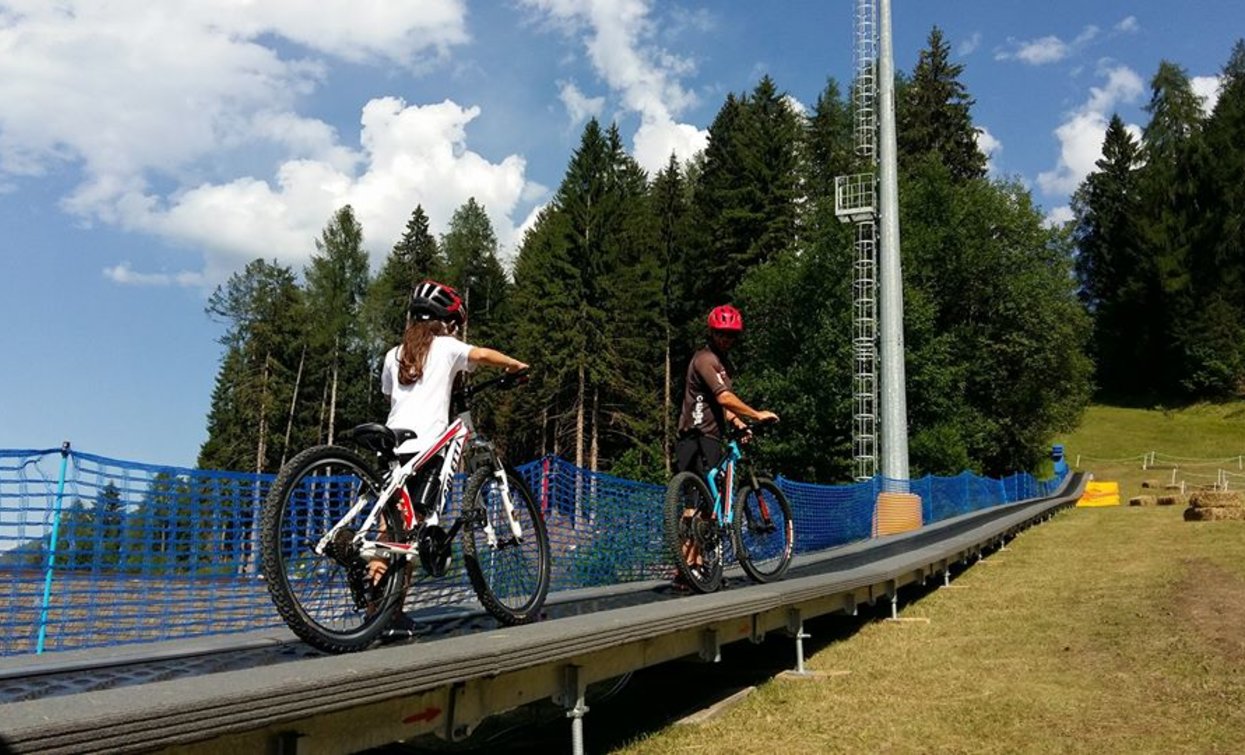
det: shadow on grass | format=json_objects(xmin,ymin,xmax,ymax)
[{"xmin": 365, "ymin": 555, "xmax": 986, "ymax": 755}]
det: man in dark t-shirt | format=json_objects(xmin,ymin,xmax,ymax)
[{"xmin": 675, "ymin": 304, "xmax": 779, "ymax": 476}]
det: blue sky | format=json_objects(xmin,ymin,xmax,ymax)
[{"xmin": 0, "ymin": 0, "xmax": 1241, "ymax": 468}]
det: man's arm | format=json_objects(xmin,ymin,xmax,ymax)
[{"xmin": 716, "ymin": 391, "xmax": 778, "ymax": 424}]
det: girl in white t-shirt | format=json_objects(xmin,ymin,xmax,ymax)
[{"xmin": 369, "ymin": 280, "xmax": 527, "ymax": 586}]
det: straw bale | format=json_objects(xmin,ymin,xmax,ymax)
[
  {"xmin": 1183, "ymin": 506, "xmax": 1245, "ymax": 522},
  {"xmin": 1141, "ymin": 479, "xmax": 1160, "ymax": 489},
  {"xmin": 1164, "ymin": 484, "xmax": 1182, "ymax": 491},
  {"xmin": 1157, "ymin": 495, "xmax": 1189, "ymax": 507},
  {"xmin": 1129, "ymin": 495, "xmax": 1157, "ymax": 507},
  {"xmin": 1188, "ymin": 490, "xmax": 1244, "ymax": 509}
]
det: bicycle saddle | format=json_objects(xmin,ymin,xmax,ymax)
[{"xmin": 341, "ymin": 423, "xmax": 417, "ymax": 457}]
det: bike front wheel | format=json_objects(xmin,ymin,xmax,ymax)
[
  {"xmin": 461, "ymin": 466, "xmax": 551, "ymax": 625},
  {"xmin": 260, "ymin": 445, "xmax": 408, "ymax": 653},
  {"xmin": 664, "ymin": 471, "xmax": 723, "ymax": 593},
  {"xmin": 732, "ymin": 477, "xmax": 795, "ymax": 583}
]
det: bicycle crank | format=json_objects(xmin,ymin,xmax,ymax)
[{"xmin": 417, "ymin": 525, "xmax": 453, "ymax": 578}]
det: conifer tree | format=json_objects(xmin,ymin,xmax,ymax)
[
  {"xmin": 1136, "ymin": 61, "xmax": 1207, "ymax": 394},
  {"xmin": 200, "ymin": 259, "xmax": 304, "ymax": 472},
  {"xmin": 1071, "ymin": 115, "xmax": 1145, "ymax": 398},
  {"xmin": 650, "ymin": 154, "xmax": 692, "ymax": 472},
  {"xmin": 442, "ymin": 198, "xmax": 508, "ymax": 346},
  {"xmin": 365, "ymin": 205, "xmax": 443, "ymax": 349},
  {"xmin": 898, "ymin": 27, "xmax": 987, "ymax": 181},
  {"xmin": 690, "ymin": 77, "xmax": 801, "ymax": 306},
  {"xmin": 304, "ymin": 206, "xmax": 372, "ymax": 445}
]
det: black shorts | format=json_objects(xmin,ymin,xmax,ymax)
[{"xmin": 674, "ymin": 434, "xmax": 724, "ymax": 477}]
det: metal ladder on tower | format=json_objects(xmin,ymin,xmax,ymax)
[{"xmin": 835, "ymin": 0, "xmax": 879, "ymax": 481}]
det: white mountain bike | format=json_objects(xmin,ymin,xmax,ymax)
[{"xmin": 260, "ymin": 369, "xmax": 550, "ymax": 654}]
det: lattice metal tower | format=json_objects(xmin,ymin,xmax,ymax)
[{"xmin": 834, "ymin": 0, "xmax": 878, "ymax": 480}]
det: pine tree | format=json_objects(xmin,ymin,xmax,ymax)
[
  {"xmin": 650, "ymin": 154, "xmax": 692, "ymax": 472},
  {"xmin": 1179, "ymin": 41, "xmax": 1245, "ymax": 395},
  {"xmin": 365, "ymin": 205, "xmax": 444, "ymax": 347},
  {"xmin": 1071, "ymin": 114, "xmax": 1146, "ymax": 398},
  {"xmin": 304, "ymin": 206, "xmax": 372, "ymax": 446},
  {"xmin": 442, "ymin": 198, "xmax": 508, "ymax": 346},
  {"xmin": 898, "ymin": 26, "xmax": 987, "ymax": 181},
  {"xmin": 690, "ymin": 77, "xmax": 802, "ymax": 305},
  {"xmin": 200, "ymin": 259, "xmax": 304, "ymax": 472},
  {"xmin": 1136, "ymin": 61, "xmax": 1208, "ymax": 395},
  {"xmin": 508, "ymin": 205, "xmax": 582, "ymax": 461}
]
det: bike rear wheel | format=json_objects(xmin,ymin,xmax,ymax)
[
  {"xmin": 461, "ymin": 466, "xmax": 551, "ymax": 625},
  {"xmin": 733, "ymin": 477, "xmax": 795, "ymax": 583},
  {"xmin": 664, "ymin": 471, "xmax": 723, "ymax": 593},
  {"xmin": 260, "ymin": 445, "xmax": 408, "ymax": 653}
]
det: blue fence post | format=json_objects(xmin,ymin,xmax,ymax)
[{"xmin": 36, "ymin": 441, "xmax": 72, "ymax": 655}]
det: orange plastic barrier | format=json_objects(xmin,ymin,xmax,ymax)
[
  {"xmin": 1076, "ymin": 481, "xmax": 1120, "ymax": 508},
  {"xmin": 873, "ymin": 492, "xmax": 923, "ymax": 536}
]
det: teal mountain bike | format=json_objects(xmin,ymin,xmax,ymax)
[{"xmin": 664, "ymin": 420, "xmax": 795, "ymax": 593}]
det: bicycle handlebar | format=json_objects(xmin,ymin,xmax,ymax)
[
  {"xmin": 725, "ymin": 416, "xmax": 778, "ymax": 441},
  {"xmin": 459, "ymin": 367, "xmax": 531, "ymax": 400}
]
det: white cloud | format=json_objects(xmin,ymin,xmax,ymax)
[
  {"xmin": 1037, "ymin": 64, "xmax": 1144, "ymax": 196},
  {"xmin": 998, "ymin": 35, "xmax": 1069, "ymax": 65},
  {"xmin": 975, "ymin": 127, "xmax": 1002, "ymax": 174},
  {"xmin": 1043, "ymin": 205, "xmax": 1076, "ymax": 228},
  {"xmin": 104, "ymin": 262, "xmax": 204, "ymax": 287},
  {"xmin": 1116, "ymin": 16, "xmax": 1140, "ymax": 34},
  {"xmin": 1191, "ymin": 75, "xmax": 1223, "ymax": 117},
  {"xmin": 0, "ymin": 1, "xmax": 544, "ymax": 284},
  {"xmin": 523, "ymin": 0, "xmax": 708, "ymax": 173},
  {"xmin": 1073, "ymin": 26, "xmax": 1100, "ymax": 46},
  {"xmin": 116, "ymin": 98, "xmax": 531, "ymax": 282},
  {"xmin": 996, "ymin": 25, "xmax": 1099, "ymax": 65},
  {"xmin": 958, "ymin": 33, "xmax": 982, "ymax": 57},
  {"xmin": 1085, "ymin": 65, "xmax": 1146, "ymax": 113},
  {"xmin": 558, "ymin": 81, "xmax": 606, "ymax": 126}
]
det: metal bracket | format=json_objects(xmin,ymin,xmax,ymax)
[
  {"xmin": 444, "ymin": 682, "xmax": 470, "ymax": 741},
  {"xmin": 750, "ymin": 615, "xmax": 766, "ymax": 645},
  {"xmin": 700, "ymin": 628, "xmax": 721, "ymax": 663}
]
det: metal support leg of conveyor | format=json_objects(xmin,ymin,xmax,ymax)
[
  {"xmin": 787, "ymin": 608, "xmax": 810, "ymax": 675},
  {"xmin": 562, "ymin": 665, "xmax": 589, "ymax": 755}
]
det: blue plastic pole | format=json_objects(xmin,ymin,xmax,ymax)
[{"xmin": 36, "ymin": 441, "xmax": 71, "ymax": 655}]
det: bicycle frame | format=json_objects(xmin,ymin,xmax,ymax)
[
  {"xmin": 702, "ymin": 438, "xmax": 744, "ymax": 527},
  {"xmin": 311, "ymin": 407, "xmax": 524, "ymax": 563}
]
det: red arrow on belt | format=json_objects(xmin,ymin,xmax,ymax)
[{"xmin": 403, "ymin": 706, "xmax": 443, "ymax": 724}]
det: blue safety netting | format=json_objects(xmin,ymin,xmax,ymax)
[{"xmin": 0, "ymin": 447, "xmax": 1065, "ymax": 656}]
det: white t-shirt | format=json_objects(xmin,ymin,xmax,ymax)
[{"xmin": 381, "ymin": 336, "xmax": 475, "ymax": 455}]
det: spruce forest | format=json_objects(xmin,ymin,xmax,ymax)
[{"xmin": 197, "ymin": 30, "xmax": 1245, "ymax": 484}]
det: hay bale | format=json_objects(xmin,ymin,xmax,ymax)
[
  {"xmin": 1164, "ymin": 484, "xmax": 1182, "ymax": 491},
  {"xmin": 1129, "ymin": 495, "xmax": 1157, "ymax": 507},
  {"xmin": 1188, "ymin": 490, "xmax": 1244, "ymax": 509},
  {"xmin": 1157, "ymin": 494, "xmax": 1190, "ymax": 507},
  {"xmin": 1141, "ymin": 479, "xmax": 1160, "ymax": 489},
  {"xmin": 1183, "ymin": 506, "xmax": 1245, "ymax": 522}
]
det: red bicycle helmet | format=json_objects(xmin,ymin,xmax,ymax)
[
  {"xmin": 707, "ymin": 304, "xmax": 743, "ymax": 332},
  {"xmin": 409, "ymin": 280, "xmax": 466, "ymax": 325}
]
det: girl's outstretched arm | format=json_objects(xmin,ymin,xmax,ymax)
[{"xmin": 468, "ymin": 347, "xmax": 528, "ymax": 373}]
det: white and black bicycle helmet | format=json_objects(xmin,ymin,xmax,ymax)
[{"xmin": 408, "ymin": 280, "xmax": 466, "ymax": 326}]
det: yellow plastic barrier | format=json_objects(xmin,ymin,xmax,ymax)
[
  {"xmin": 1077, "ymin": 481, "xmax": 1120, "ymax": 508},
  {"xmin": 874, "ymin": 492, "xmax": 923, "ymax": 536}
]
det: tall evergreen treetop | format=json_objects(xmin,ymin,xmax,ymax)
[
  {"xmin": 1143, "ymin": 61, "xmax": 1205, "ymax": 163},
  {"xmin": 442, "ymin": 197, "xmax": 508, "ymax": 343},
  {"xmin": 899, "ymin": 26, "xmax": 987, "ymax": 181}
]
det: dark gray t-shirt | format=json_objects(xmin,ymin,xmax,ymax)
[{"xmin": 678, "ymin": 347, "xmax": 733, "ymax": 438}]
